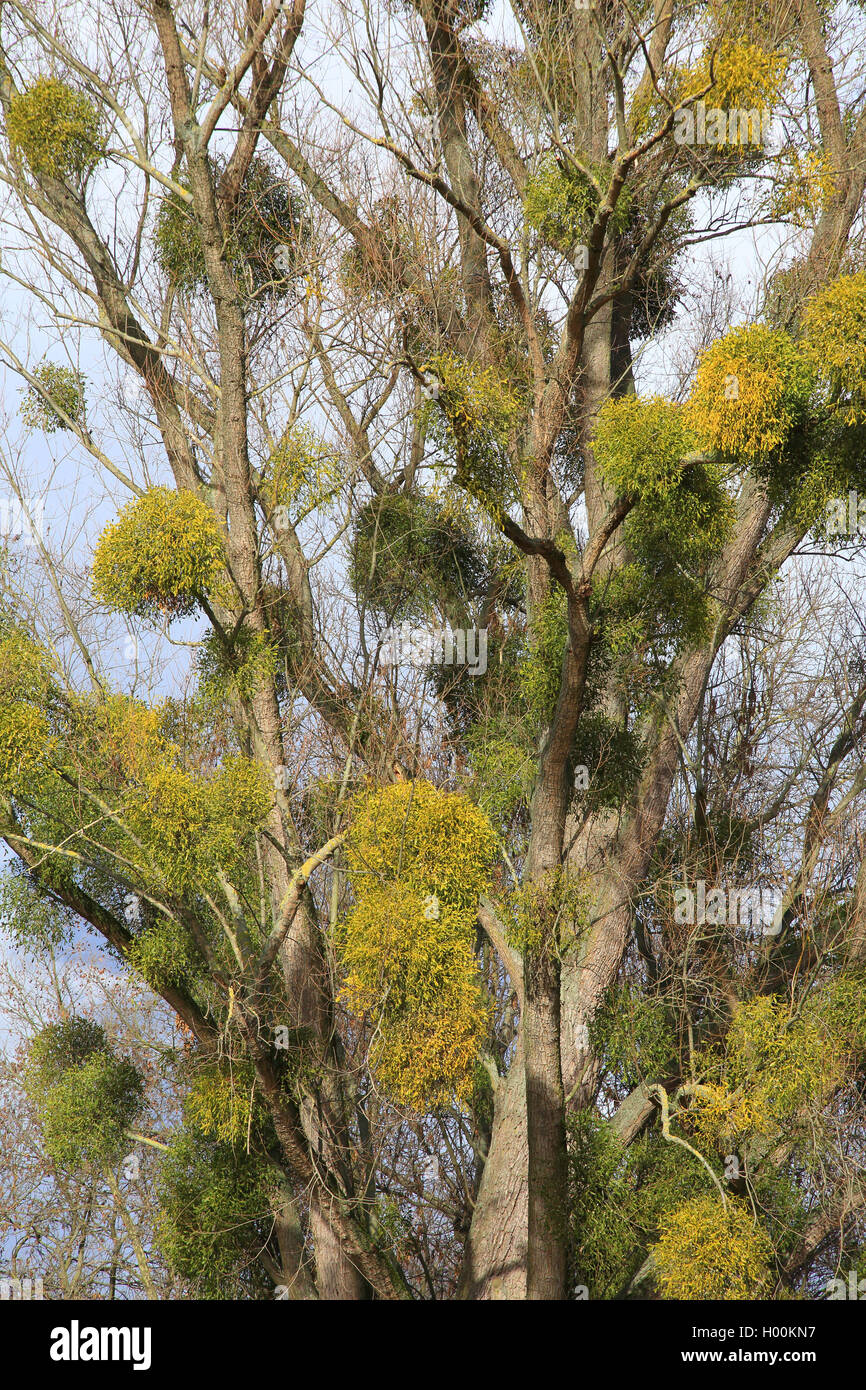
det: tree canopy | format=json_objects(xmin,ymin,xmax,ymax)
[{"xmin": 1, "ymin": 0, "xmax": 866, "ymax": 1302}]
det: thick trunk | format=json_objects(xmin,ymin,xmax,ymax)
[
  {"xmin": 309, "ymin": 1204, "xmax": 368, "ymax": 1300},
  {"xmin": 458, "ymin": 1041, "xmax": 528, "ymax": 1298},
  {"xmin": 269, "ymin": 1187, "xmax": 318, "ymax": 1300},
  {"xmin": 524, "ymin": 954, "xmax": 567, "ymax": 1299}
]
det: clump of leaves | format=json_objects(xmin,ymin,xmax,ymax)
[
  {"xmin": 726, "ymin": 994, "xmax": 841, "ymax": 1119},
  {"xmin": 598, "ymin": 459, "xmax": 735, "ymax": 696},
  {"xmin": 92, "ymin": 486, "xmax": 224, "ymax": 622},
  {"xmin": 184, "ymin": 1061, "xmax": 263, "ymax": 1146},
  {"xmin": 0, "ymin": 620, "xmax": 56, "ymax": 789},
  {"xmin": 800, "ymin": 271, "xmax": 866, "ymax": 424},
  {"xmin": 524, "ymin": 155, "xmax": 631, "ymax": 251},
  {"xmin": 592, "ymin": 392, "xmax": 736, "ymax": 682},
  {"xmin": 350, "ymin": 489, "xmax": 488, "ymax": 621},
  {"xmin": 465, "ymin": 727, "xmax": 535, "ymax": 827},
  {"xmin": 0, "ymin": 701, "xmax": 53, "ymax": 789},
  {"xmin": 154, "ymin": 156, "xmax": 306, "ymax": 296},
  {"xmin": 503, "ymin": 866, "xmax": 591, "ymax": 959},
  {"xmin": 6, "ymin": 77, "xmax": 103, "ymax": 182},
  {"xmin": 771, "ymin": 146, "xmax": 837, "ymax": 227},
  {"xmin": 123, "ymin": 753, "xmax": 272, "ymax": 893},
  {"xmin": 572, "ymin": 711, "xmax": 645, "ymax": 812},
  {"xmin": 593, "ymin": 395, "xmax": 699, "ymax": 500},
  {"xmin": 682, "ymin": 983, "xmax": 866, "ymax": 1152},
  {"xmin": 569, "ymin": 1108, "xmax": 803, "ymax": 1299},
  {"xmin": 590, "ymin": 982, "xmax": 675, "ymax": 1088},
  {"xmin": 652, "ymin": 1194, "xmax": 774, "ymax": 1299},
  {"xmin": 346, "ymin": 778, "xmax": 497, "ymax": 910},
  {"xmin": 0, "ymin": 864, "xmax": 75, "ymax": 954},
  {"xmin": 772, "ymin": 437, "xmax": 858, "ymax": 540},
  {"xmin": 197, "ymin": 627, "xmax": 279, "ymax": 706},
  {"xmin": 25, "ymin": 1017, "xmax": 144, "ymax": 1168},
  {"xmin": 21, "ymin": 362, "xmax": 86, "ymax": 432},
  {"xmin": 64, "ymin": 691, "xmax": 165, "ymax": 788},
  {"xmin": 568, "ymin": 1112, "xmax": 638, "ymax": 1296},
  {"xmin": 519, "ymin": 586, "xmax": 568, "ymax": 726},
  {"xmin": 126, "ymin": 916, "xmax": 204, "ymax": 991},
  {"xmin": 567, "ymin": 1114, "xmax": 715, "ymax": 1298},
  {"xmin": 339, "ymin": 883, "xmax": 491, "ymax": 1110},
  {"xmin": 419, "ymin": 352, "xmax": 523, "ymax": 510},
  {"xmin": 155, "ymin": 1130, "xmax": 274, "ymax": 1298},
  {"xmin": 582, "ymin": 467, "xmax": 731, "ymax": 712},
  {"xmin": 676, "ymin": 38, "xmax": 787, "ymax": 152},
  {"xmin": 685, "ymin": 323, "xmax": 814, "ymax": 468},
  {"xmin": 803, "ymin": 968, "xmax": 866, "ymax": 1060},
  {"xmin": 633, "ymin": 37, "xmax": 784, "ymax": 160},
  {"xmin": 340, "ymin": 780, "xmax": 498, "ymax": 1108},
  {"xmin": 680, "ymin": 1079, "xmax": 773, "ymax": 1149},
  {"xmin": 259, "ymin": 424, "xmax": 343, "ymax": 524}
]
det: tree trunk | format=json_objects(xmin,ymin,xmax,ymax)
[
  {"xmin": 458, "ymin": 1042, "xmax": 528, "ymax": 1299},
  {"xmin": 524, "ymin": 954, "xmax": 567, "ymax": 1299}
]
